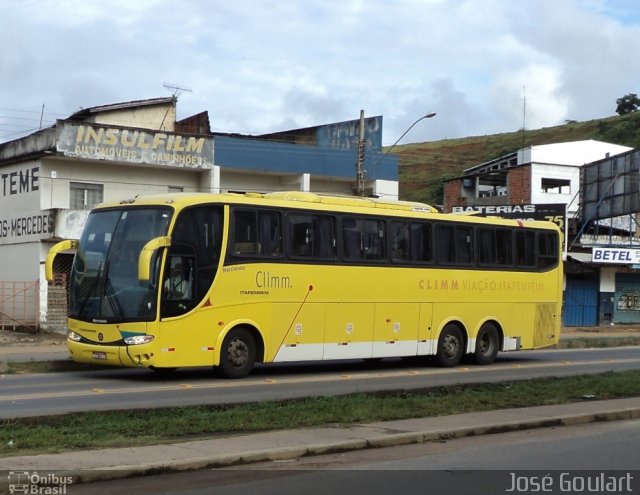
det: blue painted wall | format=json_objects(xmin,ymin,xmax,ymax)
[
  {"xmin": 214, "ymin": 135, "xmax": 398, "ymax": 181},
  {"xmin": 315, "ymin": 116, "xmax": 383, "ymax": 151},
  {"xmin": 563, "ymin": 277, "xmax": 599, "ymax": 326}
]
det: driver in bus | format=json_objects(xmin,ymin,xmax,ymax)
[{"xmin": 164, "ymin": 260, "xmax": 192, "ymax": 301}]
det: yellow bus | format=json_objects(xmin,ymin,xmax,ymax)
[{"xmin": 46, "ymin": 191, "xmax": 562, "ymax": 378}]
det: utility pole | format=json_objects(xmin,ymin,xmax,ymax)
[
  {"xmin": 355, "ymin": 109, "xmax": 366, "ymax": 196},
  {"xmin": 521, "ymin": 86, "xmax": 526, "ymax": 150}
]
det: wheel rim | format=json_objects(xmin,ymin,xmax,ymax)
[
  {"xmin": 443, "ymin": 333, "xmax": 460, "ymax": 358},
  {"xmin": 227, "ymin": 338, "xmax": 249, "ymax": 368},
  {"xmin": 478, "ymin": 333, "xmax": 493, "ymax": 356}
]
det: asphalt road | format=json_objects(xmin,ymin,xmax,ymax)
[
  {"xmin": 1, "ymin": 346, "xmax": 639, "ymax": 418},
  {"xmin": 65, "ymin": 419, "xmax": 640, "ymax": 495}
]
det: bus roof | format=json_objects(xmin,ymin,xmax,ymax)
[
  {"xmin": 94, "ymin": 191, "xmax": 561, "ymax": 232},
  {"xmin": 95, "ymin": 191, "xmax": 437, "ymax": 212}
]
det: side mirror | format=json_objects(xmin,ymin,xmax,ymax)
[
  {"xmin": 45, "ymin": 240, "xmax": 79, "ymax": 282},
  {"xmin": 138, "ymin": 236, "xmax": 171, "ymax": 281}
]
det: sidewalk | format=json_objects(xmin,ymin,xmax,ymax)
[{"xmin": 0, "ymin": 330, "xmax": 68, "ymax": 366}]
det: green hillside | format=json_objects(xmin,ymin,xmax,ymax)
[{"xmin": 396, "ymin": 111, "xmax": 640, "ymax": 206}]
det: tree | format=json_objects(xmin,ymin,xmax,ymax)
[{"xmin": 615, "ymin": 93, "xmax": 640, "ymax": 115}]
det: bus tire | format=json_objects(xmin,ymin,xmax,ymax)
[
  {"xmin": 217, "ymin": 327, "xmax": 256, "ymax": 379},
  {"xmin": 436, "ymin": 324, "xmax": 464, "ymax": 367},
  {"xmin": 473, "ymin": 323, "xmax": 500, "ymax": 365}
]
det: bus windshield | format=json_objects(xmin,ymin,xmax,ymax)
[{"xmin": 69, "ymin": 207, "xmax": 172, "ymax": 323}]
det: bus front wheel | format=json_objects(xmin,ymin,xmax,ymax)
[
  {"xmin": 217, "ymin": 327, "xmax": 256, "ymax": 379},
  {"xmin": 436, "ymin": 324, "xmax": 465, "ymax": 367},
  {"xmin": 473, "ymin": 323, "xmax": 500, "ymax": 365}
]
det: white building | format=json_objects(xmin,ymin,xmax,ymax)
[{"xmin": 446, "ymin": 140, "xmax": 632, "ymax": 218}]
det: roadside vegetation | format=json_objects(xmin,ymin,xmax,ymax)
[{"xmin": 1, "ymin": 369, "xmax": 639, "ymax": 457}]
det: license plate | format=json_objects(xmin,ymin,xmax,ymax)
[{"xmin": 92, "ymin": 351, "xmax": 107, "ymax": 360}]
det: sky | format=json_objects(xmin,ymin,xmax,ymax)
[{"xmin": 1, "ymin": 0, "xmax": 639, "ymax": 146}]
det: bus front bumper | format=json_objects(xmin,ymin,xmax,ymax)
[{"xmin": 68, "ymin": 339, "xmax": 155, "ymax": 368}]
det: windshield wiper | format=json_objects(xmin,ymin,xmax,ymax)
[
  {"xmin": 77, "ymin": 261, "xmax": 104, "ymax": 318},
  {"xmin": 104, "ymin": 274, "xmax": 123, "ymax": 321}
]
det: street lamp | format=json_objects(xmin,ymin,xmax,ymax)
[{"xmin": 357, "ymin": 112, "xmax": 437, "ymax": 196}]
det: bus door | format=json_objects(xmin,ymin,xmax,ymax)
[{"xmin": 156, "ymin": 205, "xmax": 223, "ymax": 367}]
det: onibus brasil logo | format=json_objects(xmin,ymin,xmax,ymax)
[{"xmin": 8, "ymin": 471, "xmax": 73, "ymax": 494}]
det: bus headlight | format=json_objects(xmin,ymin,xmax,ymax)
[
  {"xmin": 123, "ymin": 335, "xmax": 155, "ymax": 345},
  {"xmin": 68, "ymin": 330, "xmax": 83, "ymax": 342}
]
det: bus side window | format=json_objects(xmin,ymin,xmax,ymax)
[
  {"xmin": 515, "ymin": 231, "xmax": 536, "ymax": 268},
  {"xmin": 343, "ymin": 231, "xmax": 361, "ymax": 260},
  {"xmin": 232, "ymin": 209, "xmax": 282, "ymax": 257},
  {"xmin": 362, "ymin": 219, "xmax": 385, "ymax": 260},
  {"xmin": 455, "ymin": 226, "xmax": 473, "ymax": 264},
  {"xmin": 287, "ymin": 213, "xmax": 336, "ymax": 260},
  {"xmin": 411, "ymin": 222, "xmax": 432, "ymax": 263},
  {"xmin": 436, "ymin": 225, "xmax": 454, "ymax": 263},
  {"xmin": 232, "ymin": 210, "xmax": 259, "ymax": 255},
  {"xmin": 477, "ymin": 228, "xmax": 496, "ymax": 265},
  {"xmin": 291, "ymin": 221, "xmax": 313, "ymax": 257},
  {"xmin": 478, "ymin": 228, "xmax": 512, "ymax": 266},
  {"xmin": 314, "ymin": 215, "xmax": 336, "ymax": 259},
  {"xmin": 436, "ymin": 224, "xmax": 472, "ymax": 265},
  {"xmin": 342, "ymin": 217, "xmax": 362, "ymax": 260},
  {"xmin": 537, "ymin": 231, "xmax": 558, "ymax": 268},
  {"xmin": 496, "ymin": 229, "xmax": 513, "ymax": 265},
  {"xmin": 390, "ymin": 221, "xmax": 410, "ymax": 261},
  {"xmin": 258, "ymin": 211, "xmax": 282, "ymax": 257}
]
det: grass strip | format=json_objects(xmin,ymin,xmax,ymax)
[{"xmin": 1, "ymin": 369, "xmax": 639, "ymax": 457}]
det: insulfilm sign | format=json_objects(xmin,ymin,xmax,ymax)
[{"xmin": 56, "ymin": 122, "xmax": 214, "ymax": 168}]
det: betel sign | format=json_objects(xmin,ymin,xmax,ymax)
[{"xmin": 592, "ymin": 247, "xmax": 640, "ymax": 264}]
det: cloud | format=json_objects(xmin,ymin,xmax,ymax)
[
  {"xmin": 1, "ymin": 0, "xmax": 639, "ymax": 144},
  {"xmin": 489, "ymin": 63, "xmax": 568, "ymax": 132}
]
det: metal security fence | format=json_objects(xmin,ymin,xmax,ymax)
[
  {"xmin": 46, "ymin": 253, "xmax": 74, "ymax": 329},
  {"xmin": 0, "ymin": 281, "xmax": 39, "ymax": 331}
]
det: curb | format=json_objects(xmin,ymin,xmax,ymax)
[{"xmin": 74, "ymin": 407, "xmax": 640, "ymax": 484}]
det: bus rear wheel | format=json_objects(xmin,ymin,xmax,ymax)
[
  {"xmin": 436, "ymin": 324, "xmax": 464, "ymax": 367},
  {"xmin": 217, "ymin": 327, "xmax": 256, "ymax": 379},
  {"xmin": 473, "ymin": 323, "xmax": 500, "ymax": 365}
]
